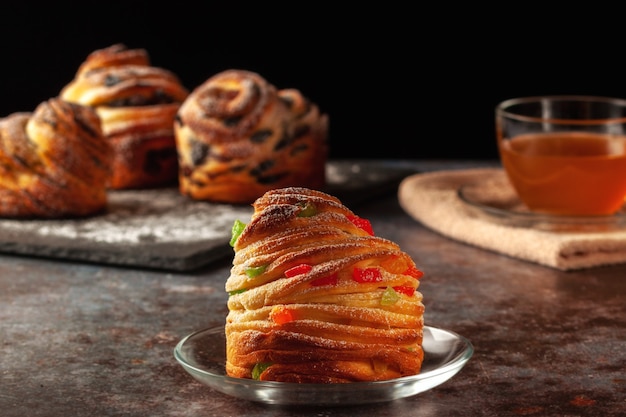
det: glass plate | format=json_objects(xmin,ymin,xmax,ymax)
[
  {"xmin": 174, "ymin": 325, "xmax": 473, "ymax": 406},
  {"xmin": 458, "ymin": 179, "xmax": 626, "ymax": 232}
]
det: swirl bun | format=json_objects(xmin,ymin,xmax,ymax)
[
  {"xmin": 174, "ymin": 70, "xmax": 328, "ymax": 204},
  {"xmin": 60, "ymin": 44, "xmax": 189, "ymax": 189},
  {"xmin": 0, "ymin": 98, "xmax": 112, "ymax": 218},
  {"xmin": 225, "ymin": 187, "xmax": 425, "ymax": 383}
]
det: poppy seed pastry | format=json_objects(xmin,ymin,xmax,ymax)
[
  {"xmin": 225, "ymin": 187, "xmax": 425, "ymax": 383},
  {"xmin": 0, "ymin": 98, "xmax": 112, "ymax": 218},
  {"xmin": 60, "ymin": 43, "xmax": 189, "ymax": 189},
  {"xmin": 174, "ymin": 69, "xmax": 328, "ymax": 204}
]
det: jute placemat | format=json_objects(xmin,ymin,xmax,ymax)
[{"xmin": 398, "ymin": 168, "xmax": 626, "ymax": 270}]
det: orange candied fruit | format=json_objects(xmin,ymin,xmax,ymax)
[{"xmin": 270, "ymin": 306, "xmax": 296, "ymax": 324}]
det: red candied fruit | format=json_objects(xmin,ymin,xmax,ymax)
[
  {"xmin": 347, "ymin": 215, "xmax": 374, "ymax": 235},
  {"xmin": 352, "ymin": 267, "xmax": 383, "ymax": 283},
  {"xmin": 310, "ymin": 273, "xmax": 338, "ymax": 287},
  {"xmin": 393, "ymin": 285, "xmax": 416, "ymax": 296},
  {"xmin": 404, "ymin": 265, "xmax": 424, "ymax": 280},
  {"xmin": 285, "ymin": 264, "xmax": 313, "ymax": 277}
]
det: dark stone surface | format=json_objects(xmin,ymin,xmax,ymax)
[
  {"xmin": 0, "ymin": 160, "xmax": 418, "ymax": 271},
  {"xmin": 2, "ymin": 160, "xmax": 623, "ymax": 416}
]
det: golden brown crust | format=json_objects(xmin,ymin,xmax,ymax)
[
  {"xmin": 225, "ymin": 187, "xmax": 424, "ymax": 383},
  {"xmin": 60, "ymin": 43, "xmax": 189, "ymax": 189},
  {"xmin": 0, "ymin": 98, "xmax": 112, "ymax": 218},
  {"xmin": 174, "ymin": 70, "xmax": 328, "ymax": 204}
]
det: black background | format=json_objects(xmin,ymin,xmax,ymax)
[{"xmin": 2, "ymin": 3, "xmax": 625, "ymax": 161}]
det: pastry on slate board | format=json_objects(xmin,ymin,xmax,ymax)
[
  {"xmin": 174, "ymin": 69, "xmax": 328, "ymax": 204},
  {"xmin": 225, "ymin": 187, "xmax": 425, "ymax": 382},
  {"xmin": 60, "ymin": 43, "xmax": 189, "ymax": 189},
  {"xmin": 0, "ymin": 98, "xmax": 112, "ymax": 218}
]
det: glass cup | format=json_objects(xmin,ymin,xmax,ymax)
[{"xmin": 496, "ymin": 95, "xmax": 626, "ymax": 216}]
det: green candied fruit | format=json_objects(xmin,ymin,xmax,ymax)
[
  {"xmin": 230, "ymin": 220, "xmax": 246, "ymax": 247},
  {"xmin": 228, "ymin": 289, "xmax": 247, "ymax": 296},
  {"xmin": 297, "ymin": 202, "xmax": 317, "ymax": 217},
  {"xmin": 252, "ymin": 362, "xmax": 272, "ymax": 380},
  {"xmin": 380, "ymin": 286, "xmax": 400, "ymax": 305},
  {"xmin": 245, "ymin": 265, "xmax": 267, "ymax": 278}
]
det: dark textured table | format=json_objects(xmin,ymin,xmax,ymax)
[{"xmin": 2, "ymin": 160, "xmax": 625, "ymax": 417}]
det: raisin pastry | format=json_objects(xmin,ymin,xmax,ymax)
[
  {"xmin": 174, "ymin": 69, "xmax": 328, "ymax": 204},
  {"xmin": 225, "ymin": 187, "xmax": 425, "ymax": 383},
  {"xmin": 0, "ymin": 98, "xmax": 112, "ymax": 218},
  {"xmin": 60, "ymin": 43, "xmax": 189, "ymax": 189}
]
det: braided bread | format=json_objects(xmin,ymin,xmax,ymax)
[
  {"xmin": 225, "ymin": 187, "xmax": 424, "ymax": 383},
  {"xmin": 60, "ymin": 43, "xmax": 189, "ymax": 189},
  {"xmin": 174, "ymin": 70, "xmax": 328, "ymax": 204},
  {"xmin": 0, "ymin": 98, "xmax": 112, "ymax": 218}
]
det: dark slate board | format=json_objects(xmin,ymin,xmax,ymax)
[{"xmin": 0, "ymin": 160, "xmax": 418, "ymax": 271}]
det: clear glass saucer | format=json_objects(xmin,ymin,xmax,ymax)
[
  {"xmin": 173, "ymin": 325, "xmax": 473, "ymax": 406},
  {"xmin": 458, "ymin": 180, "xmax": 626, "ymax": 232}
]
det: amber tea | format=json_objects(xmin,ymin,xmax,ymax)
[
  {"xmin": 499, "ymin": 132, "xmax": 626, "ymax": 215},
  {"xmin": 496, "ymin": 96, "xmax": 626, "ymax": 216}
]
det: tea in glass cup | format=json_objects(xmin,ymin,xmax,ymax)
[{"xmin": 496, "ymin": 96, "xmax": 626, "ymax": 216}]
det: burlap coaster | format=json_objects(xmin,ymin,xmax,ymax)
[{"xmin": 398, "ymin": 168, "xmax": 626, "ymax": 270}]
